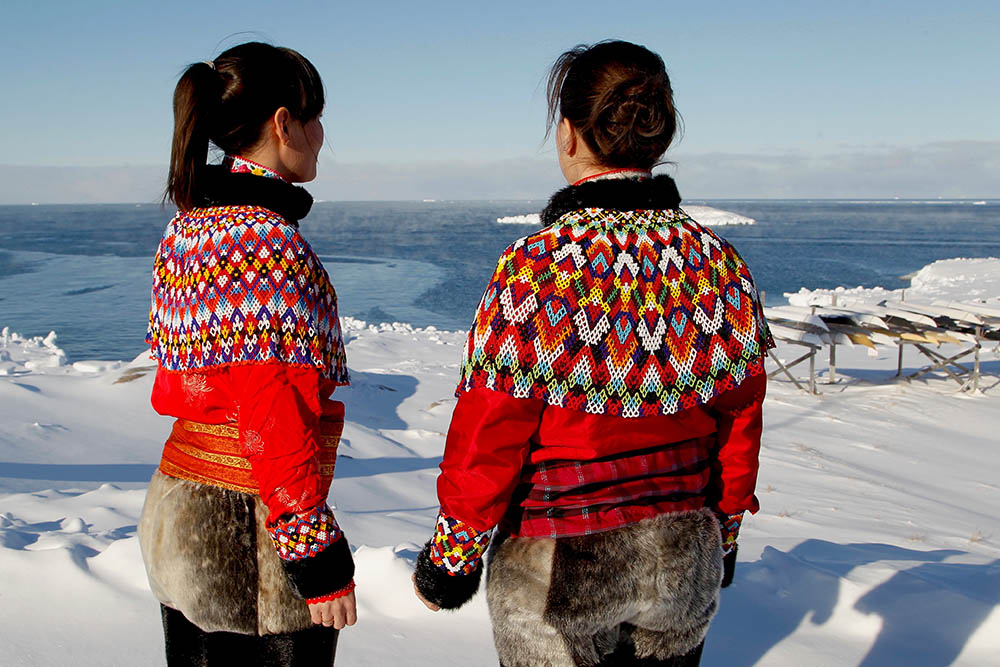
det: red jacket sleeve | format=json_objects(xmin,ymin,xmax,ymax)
[
  {"xmin": 415, "ymin": 387, "xmax": 543, "ymax": 609},
  {"xmin": 437, "ymin": 387, "xmax": 545, "ymax": 531},
  {"xmin": 709, "ymin": 372, "xmax": 767, "ymax": 515},
  {"xmin": 229, "ymin": 363, "xmax": 327, "ymax": 524},
  {"xmin": 229, "ymin": 363, "xmax": 355, "ymax": 602}
]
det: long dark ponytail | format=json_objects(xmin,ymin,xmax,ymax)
[{"xmin": 165, "ymin": 42, "xmax": 325, "ymax": 211}]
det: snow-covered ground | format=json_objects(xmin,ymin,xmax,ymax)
[{"xmin": 1, "ymin": 259, "xmax": 999, "ymax": 666}]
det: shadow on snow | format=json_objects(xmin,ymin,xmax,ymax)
[{"xmin": 708, "ymin": 540, "xmax": 999, "ymax": 666}]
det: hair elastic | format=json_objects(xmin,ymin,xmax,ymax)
[{"xmin": 203, "ymin": 60, "xmax": 216, "ymax": 70}]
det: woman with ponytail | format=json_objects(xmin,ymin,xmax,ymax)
[
  {"xmin": 139, "ymin": 42, "xmax": 355, "ymax": 666},
  {"xmin": 412, "ymin": 40, "xmax": 772, "ymax": 666}
]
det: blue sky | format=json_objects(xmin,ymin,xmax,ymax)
[{"xmin": 1, "ymin": 1, "xmax": 998, "ymax": 201}]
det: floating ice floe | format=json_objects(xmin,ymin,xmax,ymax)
[
  {"xmin": 682, "ymin": 205, "xmax": 756, "ymax": 226},
  {"xmin": 496, "ymin": 213, "xmax": 540, "ymax": 225}
]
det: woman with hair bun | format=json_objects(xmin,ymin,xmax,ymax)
[
  {"xmin": 413, "ymin": 40, "xmax": 772, "ymax": 666},
  {"xmin": 139, "ymin": 42, "xmax": 355, "ymax": 665}
]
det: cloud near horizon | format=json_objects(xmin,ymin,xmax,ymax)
[
  {"xmin": 671, "ymin": 141, "xmax": 1000, "ymax": 199},
  {"xmin": 1, "ymin": 141, "xmax": 997, "ymax": 205}
]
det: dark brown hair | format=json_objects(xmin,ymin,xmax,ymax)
[
  {"xmin": 546, "ymin": 40, "xmax": 678, "ymax": 170},
  {"xmin": 165, "ymin": 42, "xmax": 325, "ymax": 210}
]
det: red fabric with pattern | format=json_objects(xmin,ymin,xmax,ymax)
[
  {"xmin": 437, "ymin": 374, "xmax": 765, "ymax": 538},
  {"xmin": 152, "ymin": 364, "xmax": 343, "ymax": 523}
]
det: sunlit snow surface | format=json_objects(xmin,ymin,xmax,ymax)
[{"xmin": 1, "ymin": 259, "xmax": 999, "ymax": 666}]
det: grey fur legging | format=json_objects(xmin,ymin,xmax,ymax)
[{"xmin": 486, "ymin": 509, "xmax": 721, "ymax": 667}]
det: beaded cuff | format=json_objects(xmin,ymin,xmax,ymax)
[
  {"xmin": 428, "ymin": 512, "xmax": 491, "ymax": 575},
  {"xmin": 306, "ymin": 580, "xmax": 356, "ymax": 605},
  {"xmin": 269, "ymin": 504, "xmax": 343, "ymax": 561},
  {"xmin": 719, "ymin": 511, "xmax": 743, "ymax": 555}
]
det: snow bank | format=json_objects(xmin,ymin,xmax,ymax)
[{"xmin": 786, "ymin": 257, "xmax": 1000, "ymax": 307}]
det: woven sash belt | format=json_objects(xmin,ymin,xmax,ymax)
[{"xmin": 159, "ymin": 419, "xmax": 342, "ymax": 495}]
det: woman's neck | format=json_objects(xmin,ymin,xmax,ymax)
[{"xmin": 572, "ymin": 167, "xmax": 652, "ymax": 186}]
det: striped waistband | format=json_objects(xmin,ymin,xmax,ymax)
[
  {"xmin": 159, "ymin": 418, "xmax": 342, "ymax": 495},
  {"xmin": 508, "ymin": 435, "xmax": 714, "ymax": 538}
]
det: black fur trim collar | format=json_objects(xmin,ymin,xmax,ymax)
[
  {"xmin": 196, "ymin": 165, "xmax": 314, "ymax": 224},
  {"xmin": 540, "ymin": 174, "xmax": 682, "ymax": 226}
]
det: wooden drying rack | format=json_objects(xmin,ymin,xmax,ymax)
[{"xmin": 763, "ymin": 296, "xmax": 1000, "ymax": 394}]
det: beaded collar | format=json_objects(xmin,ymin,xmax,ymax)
[{"xmin": 223, "ymin": 155, "xmax": 289, "ymax": 182}]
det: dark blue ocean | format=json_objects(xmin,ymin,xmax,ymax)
[{"xmin": 1, "ymin": 199, "xmax": 998, "ymax": 362}]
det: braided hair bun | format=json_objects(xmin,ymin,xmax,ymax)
[{"xmin": 546, "ymin": 41, "xmax": 679, "ymax": 170}]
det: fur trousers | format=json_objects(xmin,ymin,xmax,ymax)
[
  {"xmin": 486, "ymin": 509, "xmax": 722, "ymax": 667},
  {"xmin": 138, "ymin": 471, "xmax": 314, "ymax": 636}
]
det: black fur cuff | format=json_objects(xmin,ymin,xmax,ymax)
[
  {"xmin": 721, "ymin": 546, "xmax": 737, "ymax": 588},
  {"xmin": 281, "ymin": 536, "xmax": 355, "ymax": 600},
  {"xmin": 414, "ymin": 541, "xmax": 482, "ymax": 610}
]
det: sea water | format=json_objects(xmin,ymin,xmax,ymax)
[{"xmin": 1, "ymin": 199, "xmax": 998, "ymax": 362}]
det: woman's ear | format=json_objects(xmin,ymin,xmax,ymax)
[
  {"xmin": 271, "ymin": 107, "xmax": 293, "ymax": 145},
  {"xmin": 558, "ymin": 117, "xmax": 579, "ymax": 157}
]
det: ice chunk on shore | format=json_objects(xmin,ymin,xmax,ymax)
[
  {"xmin": 785, "ymin": 257, "xmax": 1000, "ymax": 307},
  {"xmin": 0, "ymin": 327, "xmax": 67, "ymax": 373}
]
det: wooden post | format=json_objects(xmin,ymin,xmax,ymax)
[
  {"xmin": 828, "ymin": 294, "xmax": 837, "ymax": 384},
  {"xmin": 810, "ymin": 349, "xmax": 816, "ymax": 394},
  {"xmin": 896, "ymin": 343, "xmax": 904, "ymax": 377},
  {"xmin": 829, "ymin": 343, "xmax": 837, "ymax": 384},
  {"xmin": 973, "ymin": 325, "xmax": 983, "ymax": 391}
]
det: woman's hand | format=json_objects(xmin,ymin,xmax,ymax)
[
  {"xmin": 308, "ymin": 591, "xmax": 358, "ymax": 629},
  {"xmin": 412, "ymin": 573, "xmax": 441, "ymax": 611}
]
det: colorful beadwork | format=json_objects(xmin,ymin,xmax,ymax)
[
  {"xmin": 224, "ymin": 155, "xmax": 286, "ymax": 181},
  {"xmin": 269, "ymin": 504, "xmax": 343, "ymax": 561},
  {"xmin": 457, "ymin": 207, "xmax": 773, "ymax": 417},
  {"xmin": 147, "ymin": 205, "xmax": 349, "ymax": 382},
  {"xmin": 719, "ymin": 511, "xmax": 743, "ymax": 555},
  {"xmin": 429, "ymin": 512, "xmax": 491, "ymax": 575}
]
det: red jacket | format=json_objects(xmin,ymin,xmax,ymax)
[
  {"xmin": 151, "ymin": 364, "xmax": 343, "ymax": 524},
  {"xmin": 438, "ymin": 372, "xmax": 765, "ymax": 538}
]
